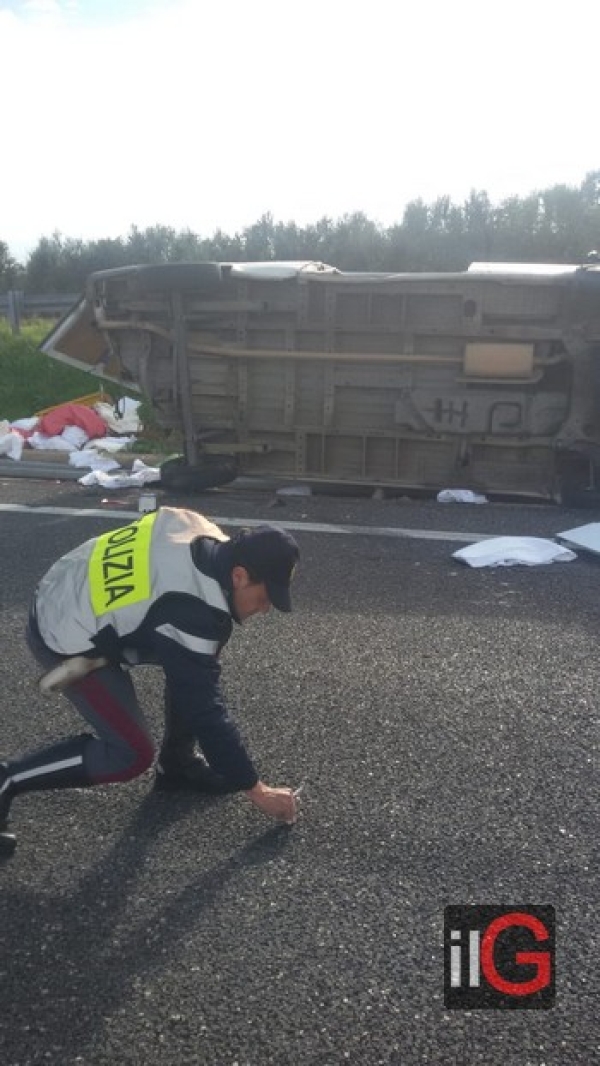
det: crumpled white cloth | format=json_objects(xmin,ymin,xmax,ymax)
[
  {"xmin": 453, "ymin": 536, "xmax": 577, "ymax": 568},
  {"xmin": 88, "ymin": 436, "xmax": 135, "ymax": 453},
  {"xmin": 69, "ymin": 450, "xmax": 120, "ymax": 471},
  {"xmin": 438, "ymin": 489, "xmax": 488, "ymax": 504},
  {"xmin": 29, "ymin": 426, "xmax": 90, "ymax": 451},
  {"xmin": 61, "ymin": 425, "xmax": 89, "ymax": 449},
  {"xmin": 10, "ymin": 417, "xmax": 39, "ymax": 432},
  {"xmin": 0, "ymin": 430, "xmax": 25, "ymax": 461},
  {"xmin": 78, "ymin": 458, "xmax": 160, "ymax": 488},
  {"xmin": 29, "ymin": 431, "xmax": 74, "ymax": 452}
]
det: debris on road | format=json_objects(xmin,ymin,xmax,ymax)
[
  {"xmin": 77, "ymin": 459, "xmax": 161, "ymax": 489},
  {"xmin": 452, "ymin": 536, "xmax": 577, "ymax": 568},
  {"xmin": 437, "ymin": 488, "xmax": 489, "ymax": 504},
  {"xmin": 0, "ymin": 396, "xmax": 142, "ymax": 470}
]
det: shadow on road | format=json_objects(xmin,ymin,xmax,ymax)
[{"xmin": 1, "ymin": 790, "xmax": 292, "ymax": 1064}]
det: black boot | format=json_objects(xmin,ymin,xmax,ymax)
[
  {"xmin": 0, "ymin": 735, "xmax": 93, "ymax": 856},
  {"xmin": 155, "ymin": 693, "xmax": 233, "ymax": 795},
  {"xmin": 155, "ymin": 755, "xmax": 234, "ymax": 794}
]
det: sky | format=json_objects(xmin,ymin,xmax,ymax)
[{"xmin": 1, "ymin": 0, "xmax": 599, "ymax": 262}]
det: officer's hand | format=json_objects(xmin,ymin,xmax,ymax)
[{"xmin": 246, "ymin": 781, "xmax": 297, "ymax": 824}]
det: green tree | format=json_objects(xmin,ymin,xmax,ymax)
[
  {"xmin": 325, "ymin": 212, "xmax": 386, "ymax": 270},
  {"xmin": 0, "ymin": 241, "xmax": 23, "ymax": 292},
  {"xmin": 126, "ymin": 225, "xmax": 179, "ymax": 264},
  {"xmin": 241, "ymin": 213, "xmax": 276, "ymax": 261},
  {"xmin": 25, "ymin": 233, "xmax": 126, "ymax": 292},
  {"xmin": 19, "ymin": 170, "xmax": 600, "ymax": 291}
]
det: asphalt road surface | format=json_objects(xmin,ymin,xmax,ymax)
[{"xmin": 2, "ymin": 478, "xmax": 600, "ymax": 1065}]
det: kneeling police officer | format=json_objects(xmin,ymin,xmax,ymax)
[{"xmin": 0, "ymin": 508, "xmax": 300, "ymax": 856}]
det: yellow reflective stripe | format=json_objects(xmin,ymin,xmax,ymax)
[{"xmin": 88, "ymin": 511, "xmax": 158, "ymax": 616}]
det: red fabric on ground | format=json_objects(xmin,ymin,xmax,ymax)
[{"xmin": 38, "ymin": 403, "xmax": 107, "ymax": 439}]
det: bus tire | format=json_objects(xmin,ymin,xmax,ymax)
[{"xmin": 159, "ymin": 455, "xmax": 237, "ymax": 493}]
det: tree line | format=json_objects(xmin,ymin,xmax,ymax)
[{"xmin": 2, "ymin": 170, "xmax": 600, "ymax": 293}]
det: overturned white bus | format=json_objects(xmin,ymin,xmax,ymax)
[{"xmin": 41, "ymin": 259, "xmax": 600, "ymax": 502}]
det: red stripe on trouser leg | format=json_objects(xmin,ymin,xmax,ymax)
[{"xmin": 76, "ymin": 672, "xmax": 155, "ymax": 783}]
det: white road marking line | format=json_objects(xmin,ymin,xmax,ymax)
[{"xmin": 0, "ymin": 502, "xmax": 493, "ymax": 543}]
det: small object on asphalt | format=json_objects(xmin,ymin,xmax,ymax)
[
  {"xmin": 138, "ymin": 492, "xmax": 157, "ymax": 513},
  {"xmin": 437, "ymin": 488, "xmax": 488, "ymax": 504}
]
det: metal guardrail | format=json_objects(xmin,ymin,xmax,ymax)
[{"xmin": 0, "ymin": 291, "xmax": 78, "ymax": 333}]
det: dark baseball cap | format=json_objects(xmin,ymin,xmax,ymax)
[{"xmin": 231, "ymin": 525, "xmax": 300, "ymax": 612}]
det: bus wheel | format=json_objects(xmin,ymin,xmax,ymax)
[{"xmin": 159, "ymin": 455, "xmax": 237, "ymax": 493}]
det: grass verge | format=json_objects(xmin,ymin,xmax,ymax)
[{"xmin": 0, "ymin": 319, "xmax": 179, "ymax": 455}]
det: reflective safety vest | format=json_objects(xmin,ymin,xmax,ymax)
[
  {"xmin": 35, "ymin": 508, "xmax": 231, "ymax": 656},
  {"xmin": 88, "ymin": 511, "xmax": 157, "ymax": 616}
]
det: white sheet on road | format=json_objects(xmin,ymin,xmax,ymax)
[{"xmin": 453, "ymin": 536, "xmax": 577, "ymax": 568}]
